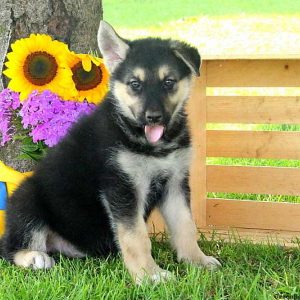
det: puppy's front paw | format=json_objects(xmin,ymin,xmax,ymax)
[
  {"xmin": 201, "ymin": 255, "xmax": 222, "ymax": 270},
  {"xmin": 135, "ymin": 268, "xmax": 175, "ymax": 285},
  {"xmin": 150, "ymin": 269, "xmax": 175, "ymax": 283}
]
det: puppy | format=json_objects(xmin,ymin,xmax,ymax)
[{"xmin": 0, "ymin": 21, "xmax": 221, "ymax": 283}]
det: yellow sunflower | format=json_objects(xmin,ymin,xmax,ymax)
[
  {"xmin": 68, "ymin": 53, "xmax": 109, "ymax": 104},
  {"xmin": 3, "ymin": 34, "xmax": 77, "ymax": 101}
]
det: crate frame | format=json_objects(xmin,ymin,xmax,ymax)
[{"xmin": 149, "ymin": 57, "xmax": 300, "ymax": 246}]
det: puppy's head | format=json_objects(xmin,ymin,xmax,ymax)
[{"xmin": 98, "ymin": 21, "xmax": 201, "ymax": 144}]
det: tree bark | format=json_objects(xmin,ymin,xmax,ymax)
[{"xmin": 0, "ymin": 0, "xmax": 103, "ymax": 172}]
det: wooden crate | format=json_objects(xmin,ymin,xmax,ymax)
[{"xmin": 148, "ymin": 57, "xmax": 300, "ymax": 246}]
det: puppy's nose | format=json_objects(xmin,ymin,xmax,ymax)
[{"xmin": 146, "ymin": 111, "xmax": 162, "ymax": 123}]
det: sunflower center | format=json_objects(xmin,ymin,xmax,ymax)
[
  {"xmin": 72, "ymin": 62, "xmax": 103, "ymax": 91},
  {"xmin": 23, "ymin": 51, "xmax": 58, "ymax": 86}
]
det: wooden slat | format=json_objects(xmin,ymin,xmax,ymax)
[
  {"xmin": 207, "ymin": 130, "xmax": 300, "ymax": 159},
  {"xmin": 206, "ymin": 60, "xmax": 300, "ymax": 87},
  {"xmin": 207, "ymin": 165, "xmax": 300, "ymax": 196},
  {"xmin": 207, "ymin": 198, "xmax": 300, "ymax": 231},
  {"xmin": 199, "ymin": 227, "xmax": 300, "ymax": 248},
  {"xmin": 207, "ymin": 96, "xmax": 300, "ymax": 124},
  {"xmin": 187, "ymin": 62, "xmax": 207, "ymax": 227}
]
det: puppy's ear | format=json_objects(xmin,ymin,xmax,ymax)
[
  {"xmin": 97, "ymin": 21, "xmax": 130, "ymax": 72},
  {"xmin": 170, "ymin": 41, "xmax": 201, "ymax": 77}
]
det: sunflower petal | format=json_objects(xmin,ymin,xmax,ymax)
[
  {"xmin": 91, "ymin": 56, "xmax": 102, "ymax": 66},
  {"xmin": 82, "ymin": 58, "xmax": 92, "ymax": 72},
  {"xmin": 3, "ymin": 69, "xmax": 15, "ymax": 78}
]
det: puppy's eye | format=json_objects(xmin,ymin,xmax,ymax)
[
  {"xmin": 163, "ymin": 79, "xmax": 176, "ymax": 90},
  {"xmin": 129, "ymin": 80, "xmax": 142, "ymax": 91}
]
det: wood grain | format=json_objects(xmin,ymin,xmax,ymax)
[
  {"xmin": 207, "ymin": 130, "xmax": 300, "ymax": 159},
  {"xmin": 207, "ymin": 198, "xmax": 300, "ymax": 231},
  {"xmin": 206, "ymin": 60, "xmax": 300, "ymax": 87},
  {"xmin": 207, "ymin": 96, "xmax": 300, "ymax": 124},
  {"xmin": 207, "ymin": 165, "xmax": 300, "ymax": 196}
]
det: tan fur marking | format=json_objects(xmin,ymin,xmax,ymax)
[
  {"xmin": 116, "ymin": 218, "xmax": 161, "ymax": 282},
  {"xmin": 169, "ymin": 77, "xmax": 192, "ymax": 106},
  {"xmin": 114, "ymin": 81, "xmax": 137, "ymax": 106},
  {"xmin": 158, "ymin": 65, "xmax": 170, "ymax": 80},
  {"xmin": 133, "ymin": 68, "xmax": 146, "ymax": 81},
  {"xmin": 113, "ymin": 81, "xmax": 142, "ymax": 120},
  {"xmin": 161, "ymin": 194, "xmax": 207, "ymax": 263},
  {"xmin": 166, "ymin": 77, "xmax": 193, "ymax": 123},
  {"xmin": 171, "ymin": 213, "xmax": 207, "ymax": 263},
  {"xmin": 169, "ymin": 214, "xmax": 221, "ymax": 269},
  {"xmin": 160, "ymin": 178, "xmax": 221, "ymax": 269}
]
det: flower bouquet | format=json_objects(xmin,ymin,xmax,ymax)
[{"xmin": 1, "ymin": 33, "xmax": 109, "ymax": 159}]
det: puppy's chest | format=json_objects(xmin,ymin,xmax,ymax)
[{"xmin": 116, "ymin": 147, "xmax": 191, "ymax": 202}]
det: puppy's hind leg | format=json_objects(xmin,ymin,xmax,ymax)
[
  {"xmin": 14, "ymin": 250, "xmax": 55, "ymax": 270},
  {"xmin": 46, "ymin": 230, "xmax": 86, "ymax": 258},
  {"xmin": 5, "ymin": 226, "xmax": 55, "ymax": 270}
]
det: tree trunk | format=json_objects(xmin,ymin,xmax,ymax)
[{"xmin": 0, "ymin": 0, "xmax": 103, "ymax": 172}]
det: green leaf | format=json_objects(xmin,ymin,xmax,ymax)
[
  {"xmin": 18, "ymin": 153, "xmax": 34, "ymax": 160},
  {"xmin": 13, "ymin": 135, "xmax": 23, "ymax": 141},
  {"xmin": 22, "ymin": 136, "xmax": 34, "ymax": 145},
  {"xmin": 21, "ymin": 144, "xmax": 39, "ymax": 152}
]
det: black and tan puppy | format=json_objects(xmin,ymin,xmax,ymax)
[{"xmin": 0, "ymin": 21, "xmax": 221, "ymax": 283}]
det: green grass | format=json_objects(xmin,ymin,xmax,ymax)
[
  {"xmin": 1, "ymin": 236, "xmax": 300, "ymax": 299},
  {"xmin": 103, "ymin": 0, "xmax": 300, "ymax": 27}
]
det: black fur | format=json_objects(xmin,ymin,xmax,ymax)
[{"xmin": 0, "ymin": 35, "xmax": 200, "ymax": 262}]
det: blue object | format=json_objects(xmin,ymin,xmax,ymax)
[{"xmin": 0, "ymin": 182, "xmax": 7, "ymax": 210}]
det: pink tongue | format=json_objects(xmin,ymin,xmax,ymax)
[{"xmin": 144, "ymin": 125, "xmax": 164, "ymax": 144}]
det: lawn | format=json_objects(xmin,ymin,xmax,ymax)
[
  {"xmin": 1, "ymin": 2, "xmax": 300, "ymax": 299},
  {"xmin": 1, "ymin": 236, "xmax": 299, "ymax": 299}
]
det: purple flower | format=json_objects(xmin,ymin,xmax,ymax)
[
  {"xmin": 19, "ymin": 90, "xmax": 96, "ymax": 147},
  {"xmin": 0, "ymin": 89, "xmax": 21, "ymax": 146}
]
